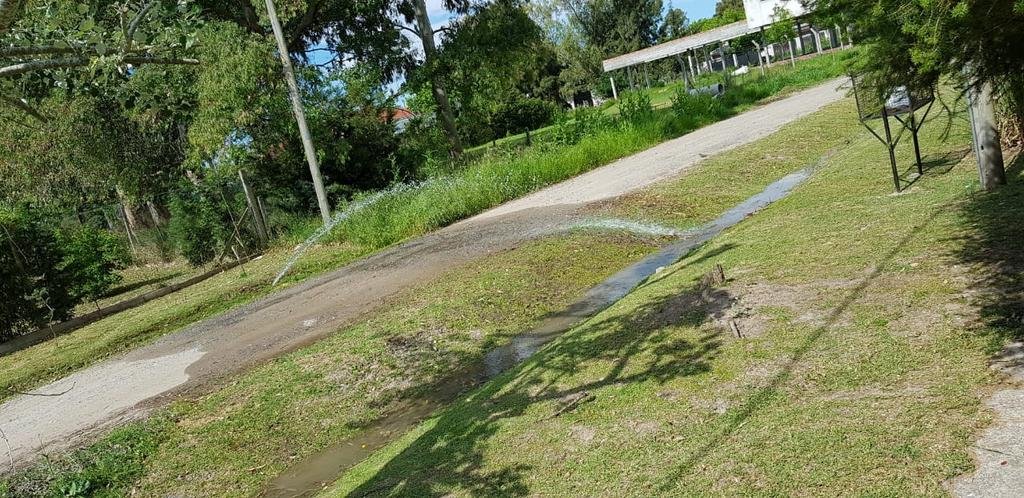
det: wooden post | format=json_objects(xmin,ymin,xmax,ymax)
[
  {"xmin": 239, "ymin": 169, "xmax": 268, "ymax": 244},
  {"xmin": 967, "ymin": 79, "xmax": 1007, "ymax": 190},
  {"xmin": 643, "ymin": 63, "xmax": 651, "ymax": 90},
  {"xmin": 264, "ymin": 0, "xmax": 332, "ymax": 224},
  {"xmin": 119, "ymin": 204, "xmax": 138, "ymax": 256},
  {"xmin": 610, "ymin": 76, "xmax": 618, "ymax": 100},
  {"xmin": 257, "ymin": 196, "xmax": 270, "ymax": 237}
]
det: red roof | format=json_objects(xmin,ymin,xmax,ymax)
[{"xmin": 380, "ymin": 107, "xmax": 414, "ymax": 122}]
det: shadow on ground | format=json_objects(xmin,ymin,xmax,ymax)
[
  {"xmin": 345, "ymin": 278, "xmax": 733, "ymax": 497},
  {"xmin": 955, "ymin": 153, "xmax": 1024, "ymax": 347}
]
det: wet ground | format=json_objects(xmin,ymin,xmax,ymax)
[
  {"xmin": 0, "ymin": 81, "xmax": 845, "ymax": 469},
  {"xmin": 262, "ymin": 166, "xmax": 816, "ymax": 497}
]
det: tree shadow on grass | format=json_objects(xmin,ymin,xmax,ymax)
[
  {"xmin": 954, "ymin": 153, "xmax": 1024, "ymax": 347},
  {"xmin": 653, "ymin": 203, "xmax": 949, "ymax": 492},
  {"xmin": 346, "ymin": 277, "xmax": 734, "ymax": 497}
]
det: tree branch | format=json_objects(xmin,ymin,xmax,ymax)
[
  {"xmin": 0, "ymin": 57, "xmax": 90, "ymax": 78},
  {"xmin": 394, "ymin": 22, "xmax": 421, "ymax": 37},
  {"xmin": 0, "ymin": 0, "xmax": 25, "ymax": 35},
  {"xmin": 122, "ymin": 55, "xmax": 199, "ymax": 66},
  {"xmin": 0, "ymin": 95, "xmax": 47, "ymax": 123},
  {"xmin": 286, "ymin": 0, "xmax": 326, "ymax": 52},
  {"xmin": 126, "ymin": 0, "xmax": 158, "ymax": 48},
  {"xmin": 0, "ymin": 45, "xmax": 82, "ymax": 57},
  {"xmin": 0, "ymin": 55, "xmax": 198, "ymax": 78}
]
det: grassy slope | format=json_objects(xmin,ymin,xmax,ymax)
[
  {"xmin": 1, "ymin": 96, "xmax": 872, "ymax": 498},
  {"xmin": 0, "ymin": 53, "xmax": 851, "ymax": 404},
  {"xmin": 2, "ymin": 234, "xmax": 661, "ymax": 497},
  {"xmin": 326, "ymin": 98, "xmax": 1010, "ymax": 496}
]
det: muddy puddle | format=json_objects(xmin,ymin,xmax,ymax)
[{"xmin": 261, "ymin": 166, "xmax": 813, "ymax": 497}]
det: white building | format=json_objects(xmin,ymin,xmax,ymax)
[{"xmin": 742, "ymin": 0, "xmax": 806, "ymax": 29}]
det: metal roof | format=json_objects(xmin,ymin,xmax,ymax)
[{"xmin": 601, "ymin": 20, "xmax": 760, "ymax": 72}]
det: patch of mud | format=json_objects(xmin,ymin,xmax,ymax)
[
  {"xmin": 706, "ymin": 281, "xmax": 856, "ymax": 339},
  {"xmin": 954, "ymin": 341, "xmax": 1024, "ymax": 498}
]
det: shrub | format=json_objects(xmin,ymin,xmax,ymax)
[
  {"xmin": 56, "ymin": 226, "xmax": 129, "ymax": 304},
  {"xmin": 0, "ymin": 209, "xmax": 76, "ymax": 339},
  {"xmin": 617, "ymin": 91, "xmax": 653, "ymax": 124},
  {"xmin": 490, "ymin": 97, "xmax": 558, "ymax": 138},
  {"xmin": 0, "ymin": 209, "xmax": 129, "ymax": 339},
  {"xmin": 670, "ymin": 88, "xmax": 726, "ymax": 124},
  {"xmin": 167, "ymin": 182, "xmax": 240, "ymax": 266},
  {"xmin": 552, "ymin": 106, "xmax": 614, "ymax": 145}
]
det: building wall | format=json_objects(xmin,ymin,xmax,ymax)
[{"xmin": 743, "ymin": 0, "xmax": 805, "ymax": 28}]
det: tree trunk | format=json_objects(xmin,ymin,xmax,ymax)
[
  {"xmin": 967, "ymin": 79, "xmax": 1007, "ymax": 191},
  {"xmin": 412, "ymin": 0, "xmax": 463, "ymax": 156},
  {"xmin": 147, "ymin": 201, "xmax": 165, "ymax": 226}
]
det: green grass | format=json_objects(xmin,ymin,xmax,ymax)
[
  {"xmin": 330, "ymin": 51, "xmax": 855, "ymax": 251},
  {"xmin": 2, "ymin": 232, "xmax": 663, "ymax": 497},
  {"xmin": 465, "ymin": 49, "xmax": 856, "ymax": 155},
  {"xmin": 323, "ymin": 96, "xmax": 1013, "ymax": 495},
  {"xmin": 2, "ymin": 91, "xmax": 904, "ymax": 497},
  {"xmin": 0, "ymin": 48, "xmax": 851, "ymax": 405},
  {"xmin": 0, "ymin": 242, "xmax": 370, "ymax": 405}
]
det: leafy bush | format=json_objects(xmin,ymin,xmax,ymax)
[
  {"xmin": 0, "ymin": 209, "xmax": 76, "ymax": 339},
  {"xmin": 57, "ymin": 226, "xmax": 129, "ymax": 304},
  {"xmin": 0, "ymin": 209, "xmax": 126, "ymax": 339},
  {"xmin": 617, "ymin": 91, "xmax": 653, "ymax": 124},
  {"xmin": 490, "ymin": 97, "xmax": 557, "ymax": 138},
  {"xmin": 167, "ymin": 182, "xmax": 242, "ymax": 266},
  {"xmin": 670, "ymin": 88, "xmax": 727, "ymax": 123},
  {"xmin": 552, "ymin": 106, "xmax": 614, "ymax": 145}
]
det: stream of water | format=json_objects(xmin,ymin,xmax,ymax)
[{"xmin": 262, "ymin": 166, "xmax": 814, "ymax": 497}]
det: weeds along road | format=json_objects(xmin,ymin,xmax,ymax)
[{"xmin": 0, "ymin": 79, "xmax": 846, "ymax": 466}]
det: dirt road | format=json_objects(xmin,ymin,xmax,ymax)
[{"xmin": 0, "ymin": 79, "xmax": 845, "ymax": 466}]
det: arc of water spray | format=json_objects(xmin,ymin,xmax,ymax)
[{"xmin": 271, "ymin": 182, "xmax": 421, "ymax": 286}]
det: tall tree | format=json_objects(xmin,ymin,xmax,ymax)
[
  {"xmin": 714, "ymin": 0, "xmax": 744, "ymax": 18},
  {"xmin": 659, "ymin": 5, "xmax": 688, "ymax": 42}
]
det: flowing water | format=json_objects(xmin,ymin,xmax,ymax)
[
  {"xmin": 272, "ymin": 182, "xmax": 424, "ymax": 286},
  {"xmin": 567, "ymin": 218, "xmax": 683, "ymax": 237},
  {"xmin": 262, "ymin": 166, "xmax": 814, "ymax": 497}
]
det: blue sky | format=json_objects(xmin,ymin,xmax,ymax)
[{"xmin": 423, "ymin": 0, "xmax": 721, "ymax": 34}]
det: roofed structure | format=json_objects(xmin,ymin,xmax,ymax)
[{"xmin": 602, "ymin": 20, "xmax": 757, "ymax": 72}]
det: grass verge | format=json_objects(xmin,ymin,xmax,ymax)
[{"xmin": 324, "ymin": 96, "xmax": 1013, "ymax": 495}]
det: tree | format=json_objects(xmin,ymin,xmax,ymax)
[
  {"xmin": 577, "ymin": 0, "xmax": 664, "ymax": 57},
  {"xmin": 659, "ymin": 6, "xmax": 688, "ymax": 42},
  {"xmin": 0, "ymin": 1, "xmax": 201, "ymax": 121},
  {"xmin": 406, "ymin": 0, "xmax": 467, "ymax": 155},
  {"xmin": 812, "ymin": 0, "xmax": 1024, "ymax": 135},
  {"xmin": 713, "ymin": 0, "xmax": 744, "ymax": 18}
]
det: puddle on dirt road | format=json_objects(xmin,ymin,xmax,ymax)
[{"xmin": 261, "ymin": 166, "xmax": 813, "ymax": 497}]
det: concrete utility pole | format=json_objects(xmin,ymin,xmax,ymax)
[
  {"xmin": 966, "ymin": 79, "xmax": 1007, "ymax": 190},
  {"xmin": 264, "ymin": 0, "xmax": 332, "ymax": 224}
]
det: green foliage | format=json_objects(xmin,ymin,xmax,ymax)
[
  {"xmin": 490, "ymin": 97, "xmax": 558, "ymax": 137},
  {"xmin": 0, "ymin": 208, "xmax": 75, "ymax": 340},
  {"xmin": 0, "ymin": 418, "xmax": 170, "ymax": 498},
  {"xmin": 552, "ymin": 106, "xmax": 615, "ymax": 145},
  {"xmin": 56, "ymin": 226, "xmax": 129, "ymax": 304},
  {"xmin": 167, "ymin": 182, "xmax": 241, "ymax": 267},
  {"xmin": 816, "ymin": 0, "xmax": 1024, "ymax": 130},
  {"xmin": 671, "ymin": 89, "xmax": 726, "ymax": 124},
  {"xmin": 618, "ymin": 91, "xmax": 654, "ymax": 123}
]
